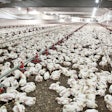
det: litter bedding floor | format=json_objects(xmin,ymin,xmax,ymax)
[
  {"xmin": 0, "ymin": 25, "xmax": 112, "ymax": 112},
  {"xmin": 0, "ymin": 60, "xmax": 112, "ymax": 112}
]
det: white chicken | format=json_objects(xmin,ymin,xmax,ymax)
[
  {"xmin": 20, "ymin": 82, "xmax": 36, "ymax": 93},
  {"xmin": 47, "ymin": 63, "xmax": 55, "ymax": 72},
  {"xmin": 104, "ymin": 94, "xmax": 112, "ymax": 111},
  {"xmin": 1, "ymin": 62, "xmax": 11, "ymax": 75},
  {"xmin": 59, "ymin": 88, "xmax": 71, "ymax": 98},
  {"xmin": 24, "ymin": 71, "xmax": 31, "ymax": 77},
  {"xmin": 19, "ymin": 78, "xmax": 27, "ymax": 87},
  {"xmin": 6, "ymin": 87, "xmax": 19, "ymax": 96},
  {"xmin": 62, "ymin": 61, "xmax": 71, "ymax": 67},
  {"xmin": 0, "ymin": 93, "xmax": 15, "ymax": 102},
  {"xmin": 56, "ymin": 97, "xmax": 72, "ymax": 105},
  {"xmin": 86, "ymin": 94, "xmax": 97, "ymax": 108},
  {"xmin": 13, "ymin": 103, "xmax": 25, "ymax": 112},
  {"xmin": 50, "ymin": 70, "xmax": 61, "ymax": 80},
  {"xmin": 8, "ymin": 52, "xmax": 17, "ymax": 59},
  {"xmin": 1, "ymin": 76, "xmax": 19, "ymax": 89},
  {"xmin": 109, "ymin": 85, "xmax": 112, "ymax": 93},
  {"xmin": 49, "ymin": 82, "xmax": 60, "ymax": 91},
  {"xmin": 38, "ymin": 69, "xmax": 46, "ymax": 76},
  {"xmin": 0, "ymin": 106, "xmax": 7, "ymax": 112},
  {"xmin": 27, "ymin": 62, "xmax": 35, "ymax": 67},
  {"xmin": 0, "ymin": 64, "xmax": 3, "ymax": 71},
  {"xmin": 63, "ymin": 101, "xmax": 83, "ymax": 112},
  {"xmin": 107, "ymin": 74, "xmax": 112, "ymax": 83},
  {"xmin": 35, "ymin": 63, "xmax": 42, "ymax": 71},
  {"xmin": 35, "ymin": 75, "xmax": 43, "ymax": 82},
  {"xmin": 28, "ymin": 67, "xmax": 37, "ymax": 74},
  {"xmin": 13, "ymin": 70, "xmax": 24, "ymax": 79},
  {"xmin": 22, "ymin": 96, "xmax": 36, "ymax": 106},
  {"xmin": 55, "ymin": 86, "xmax": 66, "ymax": 93},
  {"xmin": 85, "ymin": 109, "xmax": 98, "ymax": 112},
  {"xmin": 44, "ymin": 72, "xmax": 50, "ymax": 80}
]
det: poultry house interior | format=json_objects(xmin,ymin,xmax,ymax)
[{"xmin": 0, "ymin": 0, "xmax": 112, "ymax": 112}]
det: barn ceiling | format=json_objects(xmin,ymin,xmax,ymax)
[
  {"xmin": 0, "ymin": 0, "xmax": 111, "ymax": 21},
  {"xmin": 0, "ymin": 7, "xmax": 109, "ymax": 19},
  {"xmin": 0, "ymin": 0, "xmax": 111, "ymax": 8}
]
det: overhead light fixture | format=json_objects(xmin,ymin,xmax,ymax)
[
  {"xmin": 91, "ymin": 7, "xmax": 97, "ymax": 18},
  {"xmin": 18, "ymin": 7, "xmax": 22, "ymax": 10},
  {"xmin": 59, "ymin": 18, "xmax": 65, "ymax": 22},
  {"xmin": 15, "ymin": 6, "xmax": 22, "ymax": 10},
  {"xmin": 71, "ymin": 17, "xmax": 80, "ymax": 22},
  {"xmin": 59, "ymin": 15, "xmax": 65, "ymax": 18},
  {"xmin": 85, "ymin": 18, "xmax": 91, "ymax": 23},
  {"xmin": 95, "ymin": 0, "xmax": 100, "ymax": 3},
  {"xmin": 28, "ymin": 10, "xmax": 40, "ymax": 15}
]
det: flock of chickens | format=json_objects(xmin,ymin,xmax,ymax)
[{"xmin": 0, "ymin": 24, "xmax": 112, "ymax": 112}]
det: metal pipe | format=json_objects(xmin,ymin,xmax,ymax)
[
  {"xmin": 0, "ymin": 24, "xmax": 86, "ymax": 81},
  {"xmin": 0, "ymin": 26, "xmax": 65, "ymax": 45}
]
